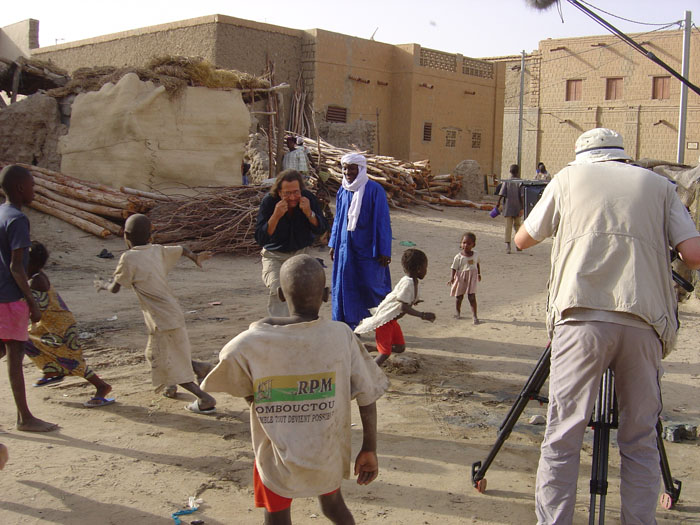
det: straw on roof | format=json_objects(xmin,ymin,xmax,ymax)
[{"xmin": 46, "ymin": 55, "xmax": 270, "ymax": 100}]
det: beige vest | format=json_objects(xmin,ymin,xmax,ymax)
[{"xmin": 547, "ymin": 162, "xmax": 678, "ymax": 356}]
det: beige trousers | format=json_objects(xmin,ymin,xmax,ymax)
[
  {"xmin": 504, "ymin": 216, "xmax": 522, "ymax": 243},
  {"xmin": 261, "ymin": 247, "xmax": 309, "ymax": 316},
  {"xmin": 535, "ymin": 321, "xmax": 662, "ymax": 525}
]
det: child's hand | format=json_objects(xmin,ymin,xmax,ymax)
[
  {"xmin": 93, "ymin": 277, "xmax": 109, "ymax": 292},
  {"xmin": 195, "ymin": 251, "xmax": 213, "ymax": 268},
  {"xmin": 478, "ymin": 274, "xmax": 482, "ymax": 282},
  {"xmin": 354, "ymin": 450, "xmax": 378, "ymax": 485},
  {"xmin": 28, "ymin": 302, "xmax": 42, "ymax": 324},
  {"xmin": 421, "ymin": 312, "xmax": 436, "ymax": 323},
  {"xmin": 447, "ymin": 279, "xmax": 453, "ymax": 286}
]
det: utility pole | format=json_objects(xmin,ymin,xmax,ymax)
[
  {"xmin": 517, "ymin": 51, "xmax": 525, "ymax": 170},
  {"xmin": 677, "ymin": 11, "xmax": 692, "ymax": 164}
]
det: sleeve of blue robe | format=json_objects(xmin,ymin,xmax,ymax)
[{"xmin": 330, "ymin": 181, "xmax": 392, "ymax": 328}]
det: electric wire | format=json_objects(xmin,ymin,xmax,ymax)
[{"xmin": 576, "ymin": 1, "xmax": 683, "ymax": 28}]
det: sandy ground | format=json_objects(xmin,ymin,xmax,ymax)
[{"xmin": 1, "ymin": 204, "xmax": 699, "ymax": 525}]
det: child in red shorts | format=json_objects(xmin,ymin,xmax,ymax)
[{"xmin": 355, "ymin": 249, "xmax": 436, "ymax": 366}]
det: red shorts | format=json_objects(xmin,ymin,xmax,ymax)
[
  {"xmin": 253, "ymin": 464, "xmax": 338, "ymax": 513},
  {"xmin": 0, "ymin": 300, "xmax": 29, "ymax": 342},
  {"xmin": 375, "ymin": 319, "xmax": 404, "ymax": 355}
]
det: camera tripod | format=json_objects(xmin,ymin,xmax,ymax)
[{"xmin": 470, "ymin": 343, "xmax": 682, "ymax": 522}]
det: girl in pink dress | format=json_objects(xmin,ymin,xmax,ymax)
[{"xmin": 448, "ymin": 232, "xmax": 481, "ymax": 323}]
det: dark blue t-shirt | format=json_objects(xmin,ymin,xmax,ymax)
[{"xmin": 0, "ymin": 203, "xmax": 31, "ymax": 303}]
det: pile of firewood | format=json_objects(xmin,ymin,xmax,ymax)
[
  {"xmin": 299, "ymin": 136, "xmax": 479, "ymax": 209},
  {"xmin": 0, "ymin": 162, "xmax": 160, "ymax": 238},
  {"xmin": 149, "ymin": 186, "xmax": 267, "ymax": 254}
]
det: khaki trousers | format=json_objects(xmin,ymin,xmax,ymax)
[
  {"xmin": 535, "ymin": 321, "xmax": 662, "ymax": 525},
  {"xmin": 504, "ymin": 216, "xmax": 522, "ymax": 243},
  {"xmin": 261, "ymin": 247, "xmax": 309, "ymax": 316}
]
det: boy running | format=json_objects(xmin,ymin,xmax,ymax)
[{"xmin": 95, "ymin": 214, "xmax": 216, "ymax": 413}]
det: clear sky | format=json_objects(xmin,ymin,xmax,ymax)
[{"xmin": 4, "ymin": 1, "xmax": 697, "ymax": 58}]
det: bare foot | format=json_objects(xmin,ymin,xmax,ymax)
[
  {"xmin": 454, "ymin": 313, "xmax": 461, "ymax": 319},
  {"xmin": 16, "ymin": 416, "xmax": 58, "ymax": 433},
  {"xmin": 473, "ymin": 318, "xmax": 480, "ymax": 325},
  {"xmin": 0, "ymin": 443, "xmax": 8, "ymax": 469},
  {"xmin": 163, "ymin": 385, "xmax": 178, "ymax": 398}
]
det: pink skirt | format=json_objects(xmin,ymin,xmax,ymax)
[
  {"xmin": 450, "ymin": 268, "xmax": 478, "ymax": 296},
  {"xmin": 0, "ymin": 300, "xmax": 29, "ymax": 342}
]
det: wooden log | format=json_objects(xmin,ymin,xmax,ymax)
[
  {"xmin": 28, "ymin": 201, "xmax": 111, "ymax": 238},
  {"xmin": 15, "ymin": 163, "xmax": 125, "ymax": 197},
  {"xmin": 120, "ymin": 187, "xmax": 172, "ymax": 202},
  {"xmin": 34, "ymin": 186, "xmax": 126, "ymax": 219},
  {"xmin": 32, "ymin": 194, "xmax": 123, "ymax": 236},
  {"xmin": 32, "ymin": 177, "xmax": 134, "ymax": 209}
]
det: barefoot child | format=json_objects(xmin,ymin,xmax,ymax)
[
  {"xmin": 202, "ymin": 255, "xmax": 388, "ymax": 524},
  {"xmin": 448, "ymin": 232, "xmax": 481, "ymax": 324},
  {"xmin": 0, "ymin": 165, "xmax": 57, "ymax": 432},
  {"xmin": 355, "ymin": 249, "xmax": 436, "ymax": 366},
  {"xmin": 95, "ymin": 214, "xmax": 216, "ymax": 414},
  {"xmin": 24, "ymin": 241, "xmax": 114, "ymax": 407}
]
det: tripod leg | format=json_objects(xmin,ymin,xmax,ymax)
[
  {"xmin": 588, "ymin": 370, "xmax": 617, "ymax": 525},
  {"xmin": 471, "ymin": 344, "xmax": 551, "ymax": 492},
  {"xmin": 656, "ymin": 419, "xmax": 682, "ymax": 510}
]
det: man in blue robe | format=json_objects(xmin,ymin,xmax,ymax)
[{"xmin": 329, "ymin": 153, "xmax": 392, "ymax": 329}]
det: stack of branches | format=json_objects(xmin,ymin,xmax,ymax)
[
  {"xmin": 149, "ymin": 187, "xmax": 268, "ymax": 254},
  {"xmin": 46, "ymin": 56, "xmax": 271, "ymax": 102},
  {"xmin": 297, "ymin": 136, "xmax": 491, "ymax": 210},
  {"xmin": 0, "ymin": 161, "xmax": 160, "ymax": 238}
]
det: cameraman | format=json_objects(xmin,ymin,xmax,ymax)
[{"xmin": 514, "ymin": 128, "xmax": 700, "ymax": 525}]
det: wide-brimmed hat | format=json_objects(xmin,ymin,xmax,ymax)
[{"xmin": 569, "ymin": 128, "xmax": 632, "ymax": 165}]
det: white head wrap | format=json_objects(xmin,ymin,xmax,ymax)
[
  {"xmin": 569, "ymin": 128, "xmax": 632, "ymax": 165},
  {"xmin": 341, "ymin": 153, "xmax": 369, "ymax": 231}
]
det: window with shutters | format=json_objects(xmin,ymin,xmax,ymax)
[
  {"xmin": 652, "ymin": 76, "xmax": 670, "ymax": 99},
  {"xmin": 445, "ymin": 129, "xmax": 457, "ymax": 148},
  {"xmin": 325, "ymin": 106, "xmax": 347, "ymax": 123},
  {"xmin": 605, "ymin": 77, "xmax": 623, "ymax": 100},
  {"xmin": 566, "ymin": 79, "xmax": 582, "ymax": 101}
]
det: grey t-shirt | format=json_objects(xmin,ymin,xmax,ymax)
[
  {"xmin": 499, "ymin": 179, "xmax": 523, "ymax": 217},
  {"xmin": 0, "ymin": 203, "xmax": 30, "ymax": 302}
]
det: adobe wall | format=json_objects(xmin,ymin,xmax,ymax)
[
  {"xmin": 310, "ymin": 29, "xmax": 395, "ymax": 154},
  {"xmin": 537, "ymin": 29, "xmax": 700, "ymax": 170},
  {"xmin": 408, "ymin": 46, "xmax": 502, "ymax": 175},
  {"xmin": 0, "ymin": 19, "xmax": 38, "ymax": 61},
  {"xmin": 31, "ymin": 17, "xmax": 222, "ymax": 72}
]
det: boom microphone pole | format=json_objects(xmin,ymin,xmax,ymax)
[{"xmin": 526, "ymin": 0, "xmax": 700, "ymax": 96}]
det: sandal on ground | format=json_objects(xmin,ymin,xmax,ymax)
[
  {"xmin": 184, "ymin": 401, "xmax": 216, "ymax": 415},
  {"xmin": 83, "ymin": 397, "xmax": 116, "ymax": 408},
  {"xmin": 33, "ymin": 375, "xmax": 65, "ymax": 387}
]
